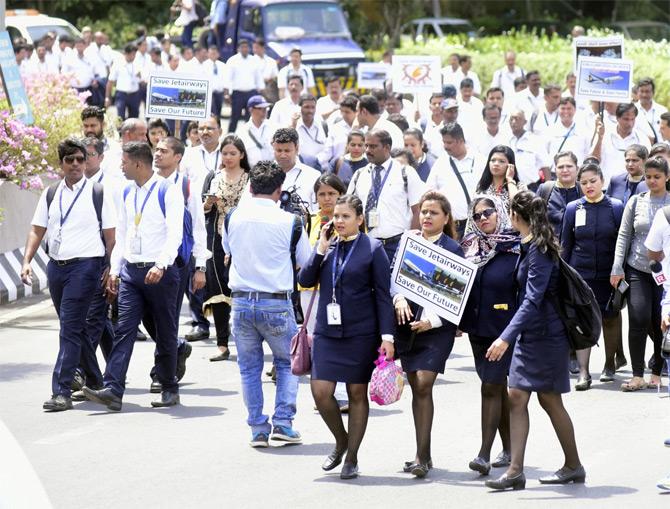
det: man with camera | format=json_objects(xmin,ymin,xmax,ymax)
[
  {"xmin": 272, "ymin": 127, "xmax": 320, "ymax": 212},
  {"xmin": 223, "ymin": 160, "xmax": 311, "ymax": 447}
]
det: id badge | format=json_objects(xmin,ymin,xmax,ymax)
[
  {"xmin": 575, "ymin": 207, "xmax": 586, "ymax": 228},
  {"xmin": 327, "ymin": 303, "xmax": 342, "ymax": 325},
  {"xmin": 51, "ymin": 237, "xmax": 61, "ymax": 256},
  {"xmin": 130, "ymin": 236, "xmax": 142, "ymax": 255},
  {"xmin": 368, "ymin": 208, "xmax": 380, "ymax": 229}
]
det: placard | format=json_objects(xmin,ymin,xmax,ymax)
[
  {"xmin": 576, "ymin": 56, "xmax": 633, "ymax": 103},
  {"xmin": 391, "ymin": 233, "xmax": 477, "ymax": 325},
  {"xmin": 391, "ymin": 55, "xmax": 442, "ymax": 94},
  {"xmin": 573, "ymin": 35, "xmax": 624, "ymax": 71},
  {"xmin": 0, "ymin": 31, "xmax": 34, "ymax": 125},
  {"xmin": 357, "ymin": 62, "xmax": 389, "ymax": 89},
  {"xmin": 146, "ymin": 73, "xmax": 212, "ymax": 121}
]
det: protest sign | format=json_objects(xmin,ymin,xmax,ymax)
[
  {"xmin": 146, "ymin": 73, "xmax": 212, "ymax": 121},
  {"xmin": 357, "ymin": 62, "xmax": 389, "ymax": 89},
  {"xmin": 576, "ymin": 56, "xmax": 633, "ymax": 103},
  {"xmin": 573, "ymin": 35, "xmax": 624, "ymax": 71},
  {"xmin": 391, "ymin": 55, "xmax": 442, "ymax": 93},
  {"xmin": 391, "ymin": 233, "xmax": 477, "ymax": 325},
  {"xmin": 0, "ymin": 31, "xmax": 34, "ymax": 125}
]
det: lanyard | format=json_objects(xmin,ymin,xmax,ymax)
[
  {"xmin": 331, "ymin": 235, "xmax": 360, "ymax": 302},
  {"xmin": 59, "ymin": 180, "xmax": 87, "ymax": 228},
  {"xmin": 544, "ymin": 111, "xmax": 558, "ymax": 126},
  {"xmin": 556, "ymin": 124, "xmax": 576, "ymax": 153},
  {"xmin": 369, "ymin": 162, "xmax": 393, "ymax": 203},
  {"xmin": 133, "ymin": 181, "xmax": 158, "ymax": 227},
  {"xmin": 290, "ymin": 168, "xmax": 303, "ymax": 186},
  {"xmin": 611, "ymin": 132, "xmax": 639, "ymax": 152},
  {"xmin": 202, "ymin": 149, "xmax": 220, "ymax": 172},
  {"xmin": 301, "ymin": 124, "xmax": 324, "ymax": 145}
]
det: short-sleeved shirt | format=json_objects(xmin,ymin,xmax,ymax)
[{"xmin": 108, "ymin": 59, "xmax": 140, "ymax": 93}]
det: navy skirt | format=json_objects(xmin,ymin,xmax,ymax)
[
  {"xmin": 469, "ymin": 335, "xmax": 512, "ymax": 384},
  {"xmin": 397, "ymin": 328, "xmax": 454, "ymax": 374},
  {"xmin": 311, "ymin": 333, "xmax": 380, "ymax": 384}
]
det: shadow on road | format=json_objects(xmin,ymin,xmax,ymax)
[
  {"xmin": 80, "ymin": 401, "xmax": 226, "ymax": 418},
  {"xmin": 254, "ymin": 442, "xmax": 334, "ymax": 456},
  {"xmin": 518, "ymin": 484, "xmax": 638, "ymax": 499},
  {"xmin": 0, "ymin": 362, "xmax": 51, "ymax": 382}
]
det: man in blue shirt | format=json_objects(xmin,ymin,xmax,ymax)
[{"xmin": 223, "ymin": 160, "xmax": 311, "ymax": 447}]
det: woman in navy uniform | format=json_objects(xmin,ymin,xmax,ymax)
[
  {"xmin": 460, "ymin": 195, "xmax": 520, "ymax": 476},
  {"xmin": 392, "ymin": 191, "xmax": 461, "ymax": 478},
  {"xmin": 538, "ymin": 151, "xmax": 582, "ymax": 239},
  {"xmin": 298, "ymin": 195, "xmax": 395, "ymax": 480},
  {"xmin": 606, "ymin": 144, "xmax": 648, "ymax": 206},
  {"xmin": 561, "ymin": 163, "xmax": 624, "ymax": 390},
  {"xmin": 403, "ymin": 128, "xmax": 435, "ymax": 182},
  {"xmin": 486, "ymin": 191, "xmax": 584, "ymax": 491}
]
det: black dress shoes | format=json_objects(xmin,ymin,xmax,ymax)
[
  {"xmin": 340, "ymin": 461, "xmax": 359, "ymax": 480},
  {"xmin": 485, "ymin": 472, "xmax": 526, "ymax": 491},
  {"xmin": 83, "ymin": 387, "xmax": 122, "ymax": 411},
  {"xmin": 70, "ymin": 370, "xmax": 85, "ymax": 391},
  {"xmin": 322, "ymin": 449, "xmax": 346, "ymax": 471},
  {"xmin": 185, "ymin": 327, "xmax": 210, "ymax": 342},
  {"xmin": 469, "ymin": 456, "xmax": 491, "ymax": 475},
  {"xmin": 575, "ymin": 375, "xmax": 592, "ymax": 391},
  {"xmin": 539, "ymin": 465, "xmax": 586, "ymax": 484},
  {"xmin": 177, "ymin": 342, "xmax": 192, "ymax": 381},
  {"xmin": 43, "ymin": 395, "xmax": 73, "ymax": 412},
  {"xmin": 151, "ymin": 391, "xmax": 180, "ymax": 408},
  {"xmin": 492, "ymin": 450, "xmax": 511, "ymax": 468}
]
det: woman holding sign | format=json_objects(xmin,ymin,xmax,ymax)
[
  {"xmin": 298, "ymin": 195, "xmax": 395, "ymax": 480},
  {"xmin": 393, "ymin": 191, "xmax": 463, "ymax": 478},
  {"xmin": 485, "ymin": 191, "xmax": 584, "ymax": 491},
  {"xmin": 460, "ymin": 195, "xmax": 520, "ymax": 476}
]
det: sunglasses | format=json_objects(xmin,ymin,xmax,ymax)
[
  {"xmin": 63, "ymin": 155, "xmax": 86, "ymax": 164},
  {"xmin": 473, "ymin": 208, "xmax": 496, "ymax": 222}
]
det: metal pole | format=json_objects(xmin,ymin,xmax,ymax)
[{"xmin": 0, "ymin": 0, "xmax": 6, "ymax": 31}]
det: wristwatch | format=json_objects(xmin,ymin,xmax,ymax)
[{"xmin": 196, "ymin": 266, "xmax": 206, "ymax": 273}]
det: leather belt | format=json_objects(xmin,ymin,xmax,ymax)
[
  {"xmin": 380, "ymin": 234, "xmax": 403, "ymax": 245},
  {"xmin": 127, "ymin": 262, "xmax": 156, "ymax": 269},
  {"xmin": 231, "ymin": 291, "xmax": 291, "ymax": 300},
  {"xmin": 50, "ymin": 257, "xmax": 82, "ymax": 266}
]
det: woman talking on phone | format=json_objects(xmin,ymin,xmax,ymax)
[
  {"xmin": 475, "ymin": 145, "xmax": 525, "ymax": 212},
  {"xmin": 298, "ymin": 195, "xmax": 395, "ymax": 480}
]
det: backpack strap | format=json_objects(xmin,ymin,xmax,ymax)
[
  {"xmin": 350, "ymin": 167, "xmax": 363, "ymax": 198},
  {"xmin": 419, "ymin": 117, "xmax": 428, "ymax": 133},
  {"xmin": 157, "ymin": 179, "xmax": 170, "ymax": 217},
  {"xmin": 45, "ymin": 182, "xmax": 59, "ymax": 211},
  {"xmin": 402, "ymin": 165, "xmax": 409, "ymax": 208},
  {"xmin": 91, "ymin": 182, "xmax": 104, "ymax": 228},
  {"xmin": 181, "ymin": 175, "xmax": 190, "ymax": 203},
  {"xmin": 538, "ymin": 181, "xmax": 556, "ymax": 202}
]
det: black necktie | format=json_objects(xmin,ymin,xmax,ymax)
[{"xmin": 366, "ymin": 165, "xmax": 384, "ymax": 210}]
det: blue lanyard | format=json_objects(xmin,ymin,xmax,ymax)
[
  {"xmin": 133, "ymin": 181, "xmax": 158, "ymax": 226},
  {"xmin": 97, "ymin": 172, "xmax": 104, "ymax": 183},
  {"xmin": 59, "ymin": 180, "xmax": 87, "ymax": 228},
  {"xmin": 331, "ymin": 235, "xmax": 360, "ymax": 300},
  {"xmin": 370, "ymin": 162, "xmax": 393, "ymax": 203}
]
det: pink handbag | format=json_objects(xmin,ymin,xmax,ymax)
[
  {"xmin": 290, "ymin": 291, "xmax": 318, "ymax": 376},
  {"xmin": 369, "ymin": 351, "xmax": 404, "ymax": 405}
]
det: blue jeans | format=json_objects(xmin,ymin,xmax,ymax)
[{"xmin": 231, "ymin": 296, "xmax": 299, "ymax": 434}]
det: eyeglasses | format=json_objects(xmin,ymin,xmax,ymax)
[
  {"xmin": 86, "ymin": 151, "xmax": 99, "ymax": 158},
  {"xmin": 473, "ymin": 208, "xmax": 496, "ymax": 222},
  {"xmin": 197, "ymin": 126, "xmax": 216, "ymax": 132},
  {"xmin": 63, "ymin": 155, "xmax": 85, "ymax": 164}
]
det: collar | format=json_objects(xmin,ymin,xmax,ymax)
[
  {"xmin": 340, "ymin": 233, "xmax": 359, "ymax": 242},
  {"xmin": 521, "ymin": 233, "xmax": 534, "ymax": 244},
  {"xmin": 199, "ymin": 144, "xmax": 219, "ymax": 156},
  {"xmin": 375, "ymin": 157, "xmax": 393, "ymax": 171},
  {"xmin": 584, "ymin": 193, "xmax": 605, "ymax": 204},
  {"xmin": 138, "ymin": 172, "xmax": 162, "ymax": 190},
  {"xmin": 555, "ymin": 180, "xmax": 576, "ymax": 189},
  {"xmin": 250, "ymin": 197, "xmax": 278, "ymax": 207},
  {"xmin": 63, "ymin": 177, "xmax": 86, "ymax": 191},
  {"xmin": 345, "ymin": 154, "xmax": 365, "ymax": 163},
  {"xmin": 423, "ymin": 232, "xmax": 442, "ymax": 243},
  {"xmin": 250, "ymin": 119, "xmax": 267, "ymax": 130},
  {"xmin": 86, "ymin": 169, "xmax": 103, "ymax": 182},
  {"xmin": 628, "ymin": 174, "xmax": 644, "ymax": 183}
]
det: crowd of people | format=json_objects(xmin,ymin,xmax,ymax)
[{"xmin": 11, "ymin": 26, "xmax": 670, "ymax": 490}]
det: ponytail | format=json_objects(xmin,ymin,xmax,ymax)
[{"xmin": 510, "ymin": 191, "xmax": 560, "ymax": 258}]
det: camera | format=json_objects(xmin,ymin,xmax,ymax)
[{"xmin": 279, "ymin": 185, "xmax": 311, "ymax": 232}]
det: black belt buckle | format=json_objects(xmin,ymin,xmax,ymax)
[
  {"xmin": 131, "ymin": 262, "xmax": 155, "ymax": 269},
  {"xmin": 52, "ymin": 258, "xmax": 79, "ymax": 266}
]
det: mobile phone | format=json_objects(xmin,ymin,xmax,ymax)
[
  {"xmin": 617, "ymin": 279, "xmax": 629, "ymax": 293},
  {"xmin": 325, "ymin": 221, "xmax": 335, "ymax": 239}
]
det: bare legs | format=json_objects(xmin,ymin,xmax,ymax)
[{"xmin": 407, "ymin": 370, "xmax": 438, "ymax": 464}]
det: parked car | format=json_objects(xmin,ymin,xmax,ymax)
[
  {"xmin": 610, "ymin": 21, "xmax": 670, "ymax": 41},
  {"xmin": 403, "ymin": 17, "xmax": 479, "ymax": 40},
  {"xmin": 5, "ymin": 9, "xmax": 81, "ymax": 45}
]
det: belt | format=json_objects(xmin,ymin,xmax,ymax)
[
  {"xmin": 455, "ymin": 219, "xmax": 467, "ymax": 227},
  {"xmin": 380, "ymin": 234, "xmax": 403, "ymax": 245},
  {"xmin": 127, "ymin": 262, "xmax": 155, "ymax": 269},
  {"xmin": 50, "ymin": 257, "xmax": 82, "ymax": 266},
  {"xmin": 231, "ymin": 291, "xmax": 291, "ymax": 300}
]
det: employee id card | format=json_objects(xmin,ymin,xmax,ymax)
[
  {"xmin": 575, "ymin": 207, "xmax": 586, "ymax": 228},
  {"xmin": 51, "ymin": 230, "xmax": 62, "ymax": 256},
  {"xmin": 130, "ymin": 235, "xmax": 142, "ymax": 255},
  {"xmin": 327, "ymin": 303, "xmax": 342, "ymax": 325},
  {"xmin": 367, "ymin": 208, "xmax": 380, "ymax": 229}
]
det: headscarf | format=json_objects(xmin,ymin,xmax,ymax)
[{"xmin": 460, "ymin": 194, "xmax": 520, "ymax": 267}]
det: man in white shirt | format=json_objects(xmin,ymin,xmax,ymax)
[
  {"xmin": 531, "ymin": 84, "xmax": 561, "ymax": 134},
  {"xmin": 81, "ymin": 106, "xmax": 122, "ymax": 179},
  {"xmin": 473, "ymin": 104, "xmax": 509, "ymax": 157},
  {"xmin": 419, "ymin": 92, "xmax": 445, "ymax": 135},
  {"xmin": 635, "ymin": 77, "xmax": 668, "ymax": 144},
  {"xmin": 485, "ymin": 87, "xmax": 509, "ymax": 124},
  {"xmin": 277, "ymin": 48, "xmax": 316, "ymax": 97},
  {"xmin": 441, "ymin": 53, "xmax": 461, "ymax": 89},
  {"xmin": 296, "ymin": 95, "xmax": 327, "ymax": 170},
  {"xmin": 317, "ymin": 94, "xmax": 358, "ymax": 170},
  {"xmin": 272, "ymin": 128, "xmax": 320, "ymax": 211},
  {"xmin": 514, "ymin": 70, "xmax": 544, "ymax": 127},
  {"xmin": 424, "ymin": 98, "xmax": 462, "ymax": 157},
  {"xmin": 506, "ymin": 109, "xmax": 551, "ymax": 186},
  {"xmin": 252, "ymin": 39, "xmax": 279, "ymax": 103},
  {"xmin": 101, "ymin": 118, "xmax": 148, "ymax": 180},
  {"xmin": 457, "ymin": 78, "xmax": 485, "ymax": 132},
  {"xmin": 25, "ymin": 41, "xmax": 59, "ymax": 75},
  {"xmin": 142, "ymin": 47, "xmax": 165, "ymax": 82},
  {"xmin": 21, "ymin": 138, "xmax": 116, "ymax": 411},
  {"xmin": 356, "ymin": 94, "xmax": 404, "ymax": 150},
  {"xmin": 224, "ymin": 40, "xmax": 263, "ymax": 133},
  {"xmin": 269, "ymin": 75, "xmax": 303, "ymax": 127},
  {"xmin": 105, "ymin": 43, "xmax": 141, "ymax": 120},
  {"xmin": 62, "ymin": 38, "xmax": 98, "ymax": 99},
  {"xmin": 348, "ymin": 129, "xmax": 425, "ymax": 260},
  {"xmin": 591, "ymin": 103, "xmax": 652, "ymax": 184},
  {"xmin": 176, "ymin": 46, "xmax": 199, "ymax": 74},
  {"xmin": 180, "ymin": 116, "xmax": 223, "ymax": 192},
  {"xmin": 426, "ymin": 122, "xmax": 486, "ymax": 237},
  {"xmin": 458, "ymin": 55, "xmax": 482, "ymax": 96},
  {"xmin": 204, "ymin": 46, "xmax": 227, "ymax": 119},
  {"xmin": 490, "ymin": 51, "xmax": 525, "ymax": 98},
  {"xmin": 316, "ymin": 76, "xmax": 343, "ymax": 122},
  {"xmin": 544, "ymin": 97, "xmax": 591, "ymax": 164},
  {"xmin": 240, "ymin": 95, "xmax": 277, "ymax": 167},
  {"xmin": 83, "ymin": 141, "xmax": 184, "ymax": 411}
]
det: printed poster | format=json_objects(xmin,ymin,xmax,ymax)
[
  {"xmin": 391, "ymin": 55, "xmax": 442, "ymax": 93},
  {"xmin": 391, "ymin": 233, "xmax": 477, "ymax": 325},
  {"xmin": 357, "ymin": 62, "xmax": 389, "ymax": 89},
  {"xmin": 576, "ymin": 56, "xmax": 633, "ymax": 103},
  {"xmin": 573, "ymin": 35, "xmax": 624, "ymax": 71},
  {"xmin": 146, "ymin": 73, "xmax": 212, "ymax": 121}
]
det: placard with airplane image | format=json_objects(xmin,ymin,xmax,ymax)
[
  {"xmin": 390, "ymin": 233, "xmax": 478, "ymax": 325},
  {"xmin": 146, "ymin": 73, "xmax": 212, "ymax": 121},
  {"xmin": 576, "ymin": 56, "xmax": 633, "ymax": 103}
]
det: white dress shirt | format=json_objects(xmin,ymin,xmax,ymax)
[
  {"xmin": 101, "ymin": 142, "xmax": 123, "ymax": 180},
  {"xmin": 61, "ymin": 53, "xmax": 95, "ymax": 88},
  {"xmin": 472, "ymin": 125, "xmax": 511, "ymax": 158},
  {"xmin": 225, "ymin": 53, "xmax": 263, "ymax": 92},
  {"xmin": 531, "ymin": 105, "xmax": 559, "ymax": 134},
  {"xmin": 180, "ymin": 145, "xmax": 220, "ymax": 192},
  {"xmin": 457, "ymin": 96, "xmax": 485, "ymax": 133},
  {"xmin": 599, "ymin": 128, "xmax": 652, "ymax": 184},
  {"xmin": 283, "ymin": 163, "xmax": 320, "ymax": 211},
  {"xmin": 83, "ymin": 44, "xmax": 109, "ymax": 78},
  {"xmin": 634, "ymin": 101, "xmax": 668, "ymax": 142},
  {"xmin": 426, "ymin": 150, "xmax": 486, "ymax": 221},
  {"xmin": 514, "ymin": 88, "xmax": 545, "ymax": 127},
  {"xmin": 490, "ymin": 66, "xmax": 525, "ymax": 97},
  {"xmin": 507, "ymin": 131, "xmax": 551, "ymax": 184},
  {"xmin": 31, "ymin": 178, "xmax": 117, "ymax": 260},
  {"xmin": 316, "ymin": 95, "xmax": 339, "ymax": 120},
  {"xmin": 204, "ymin": 59, "xmax": 227, "ymax": 92},
  {"xmin": 269, "ymin": 97, "xmax": 300, "ymax": 127},
  {"xmin": 277, "ymin": 63, "xmax": 315, "ymax": 90},
  {"xmin": 108, "ymin": 59, "xmax": 140, "ymax": 93},
  {"xmin": 296, "ymin": 119, "xmax": 327, "ymax": 168},
  {"xmin": 544, "ymin": 121, "xmax": 591, "ymax": 164},
  {"xmin": 441, "ymin": 66, "xmax": 462, "ymax": 88},
  {"xmin": 141, "ymin": 60, "xmax": 165, "ymax": 81},
  {"xmin": 25, "ymin": 56, "xmax": 59, "ymax": 75},
  {"xmin": 110, "ymin": 174, "xmax": 184, "ymax": 275},
  {"xmin": 86, "ymin": 168, "xmax": 125, "ymax": 215},
  {"xmin": 222, "ymin": 197, "xmax": 311, "ymax": 292},
  {"xmin": 317, "ymin": 119, "xmax": 352, "ymax": 170},
  {"xmin": 367, "ymin": 117, "xmax": 405, "ymax": 150},
  {"xmin": 347, "ymin": 158, "xmax": 426, "ymax": 239},
  {"xmin": 254, "ymin": 54, "xmax": 278, "ymax": 81},
  {"xmin": 240, "ymin": 119, "xmax": 277, "ymax": 167}
]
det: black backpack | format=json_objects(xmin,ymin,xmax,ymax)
[{"xmin": 553, "ymin": 257, "xmax": 603, "ymax": 351}]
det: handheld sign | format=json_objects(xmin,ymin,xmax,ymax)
[
  {"xmin": 146, "ymin": 73, "xmax": 212, "ymax": 121},
  {"xmin": 0, "ymin": 31, "xmax": 34, "ymax": 125},
  {"xmin": 391, "ymin": 55, "xmax": 442, "ymax": 94},
  {"xmin": 576, "ymin": 56, "xmax": 633, "ymax": 103},
  {"xmin": 357, "ymin": 62, "xmax": 389, "ymax": 90},
  {"xmin": 573, "ymin": 35, "xmax": 624, "ymax": 72}
]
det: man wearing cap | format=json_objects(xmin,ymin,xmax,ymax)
[
  {"xmin": 424, "ymin": 97, "xmax": 459, "ymax": 158},
  {"xmin": 223, "ymin": 40, "xmax": 264, "ymax": 133},
  {"xmin": 277, "ymin": 48, "xmax": 316, "ymax": 98},
  {"xmin": 241, "ymin": 95, "xmax": 278, "ymax": 167}
]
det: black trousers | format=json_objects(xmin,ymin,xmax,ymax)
[{"xmin": 228, "ymin": 89, "xmax": 256, "ymax": 133}]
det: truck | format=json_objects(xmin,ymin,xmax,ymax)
[{"xmin": 213, "ymin": 0, "xmax": 365, "ymax": 95}]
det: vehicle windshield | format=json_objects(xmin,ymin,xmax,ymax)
[
  {"xmin": 624, "ymin": 25, "xmax": 670, "ymax": 42},
  {"xmin": 27, "ymin": 25, "xmax": 78, "ymax": 42},
  {"xmin": 265, "ymin": 2, "xmax": 350, "ymax": 40}
]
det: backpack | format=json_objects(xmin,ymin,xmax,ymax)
[
  {"xmin": 46, "ymin": 181, "xmax": 105, "ymax": 254},
  {"xmin": 194, "ymin": 0, "xmax": 208, "ymax": 26},
  {"xmin": 553, "ymin": 256, "xmax": 603, "ymax": 350},
  {"xmin": 123, "ymin": 177, "xmax": 194, "ymax": 268}
]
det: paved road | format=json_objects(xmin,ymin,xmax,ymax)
[{"xmin": 0, "ymin": 293, "xmax": 669, "ymax": 508}]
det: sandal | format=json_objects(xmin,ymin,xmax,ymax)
[
  {"xmin": 621, "ymin": 378, "xmax": 648, "ymax": 392},
  {"xmin": 648, "ymin": 377, "xmax": 662, "ymax": 390}
]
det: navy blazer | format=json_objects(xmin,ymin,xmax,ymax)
[
  {"xmin": 461, "ymin": 250, "xmax": 519, "ymax": 338},
  {"xmin": 394, "ymin": 233, "xmax": 463, "ymax": 344},
  {"xmin": 541, "ymin": 183, "xmax": 582, "ymax": 239},
  {"xmin": 607, "ymin": 173, "xmax": 648, "ymax": 206},
  {"xmin": 415, "ymin": 153, "xmax": 436, "ymax": 183},
  {"xmin": 298, "ymin": 233, "xmax": 395, "ymax": 339},
  {"xmin": 500, "ymin": 242, "xmax": 564, "ymax": 342},
  {"xmin": 561, "ymin": 196, "xmax": 624, "ymax": 280}
]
